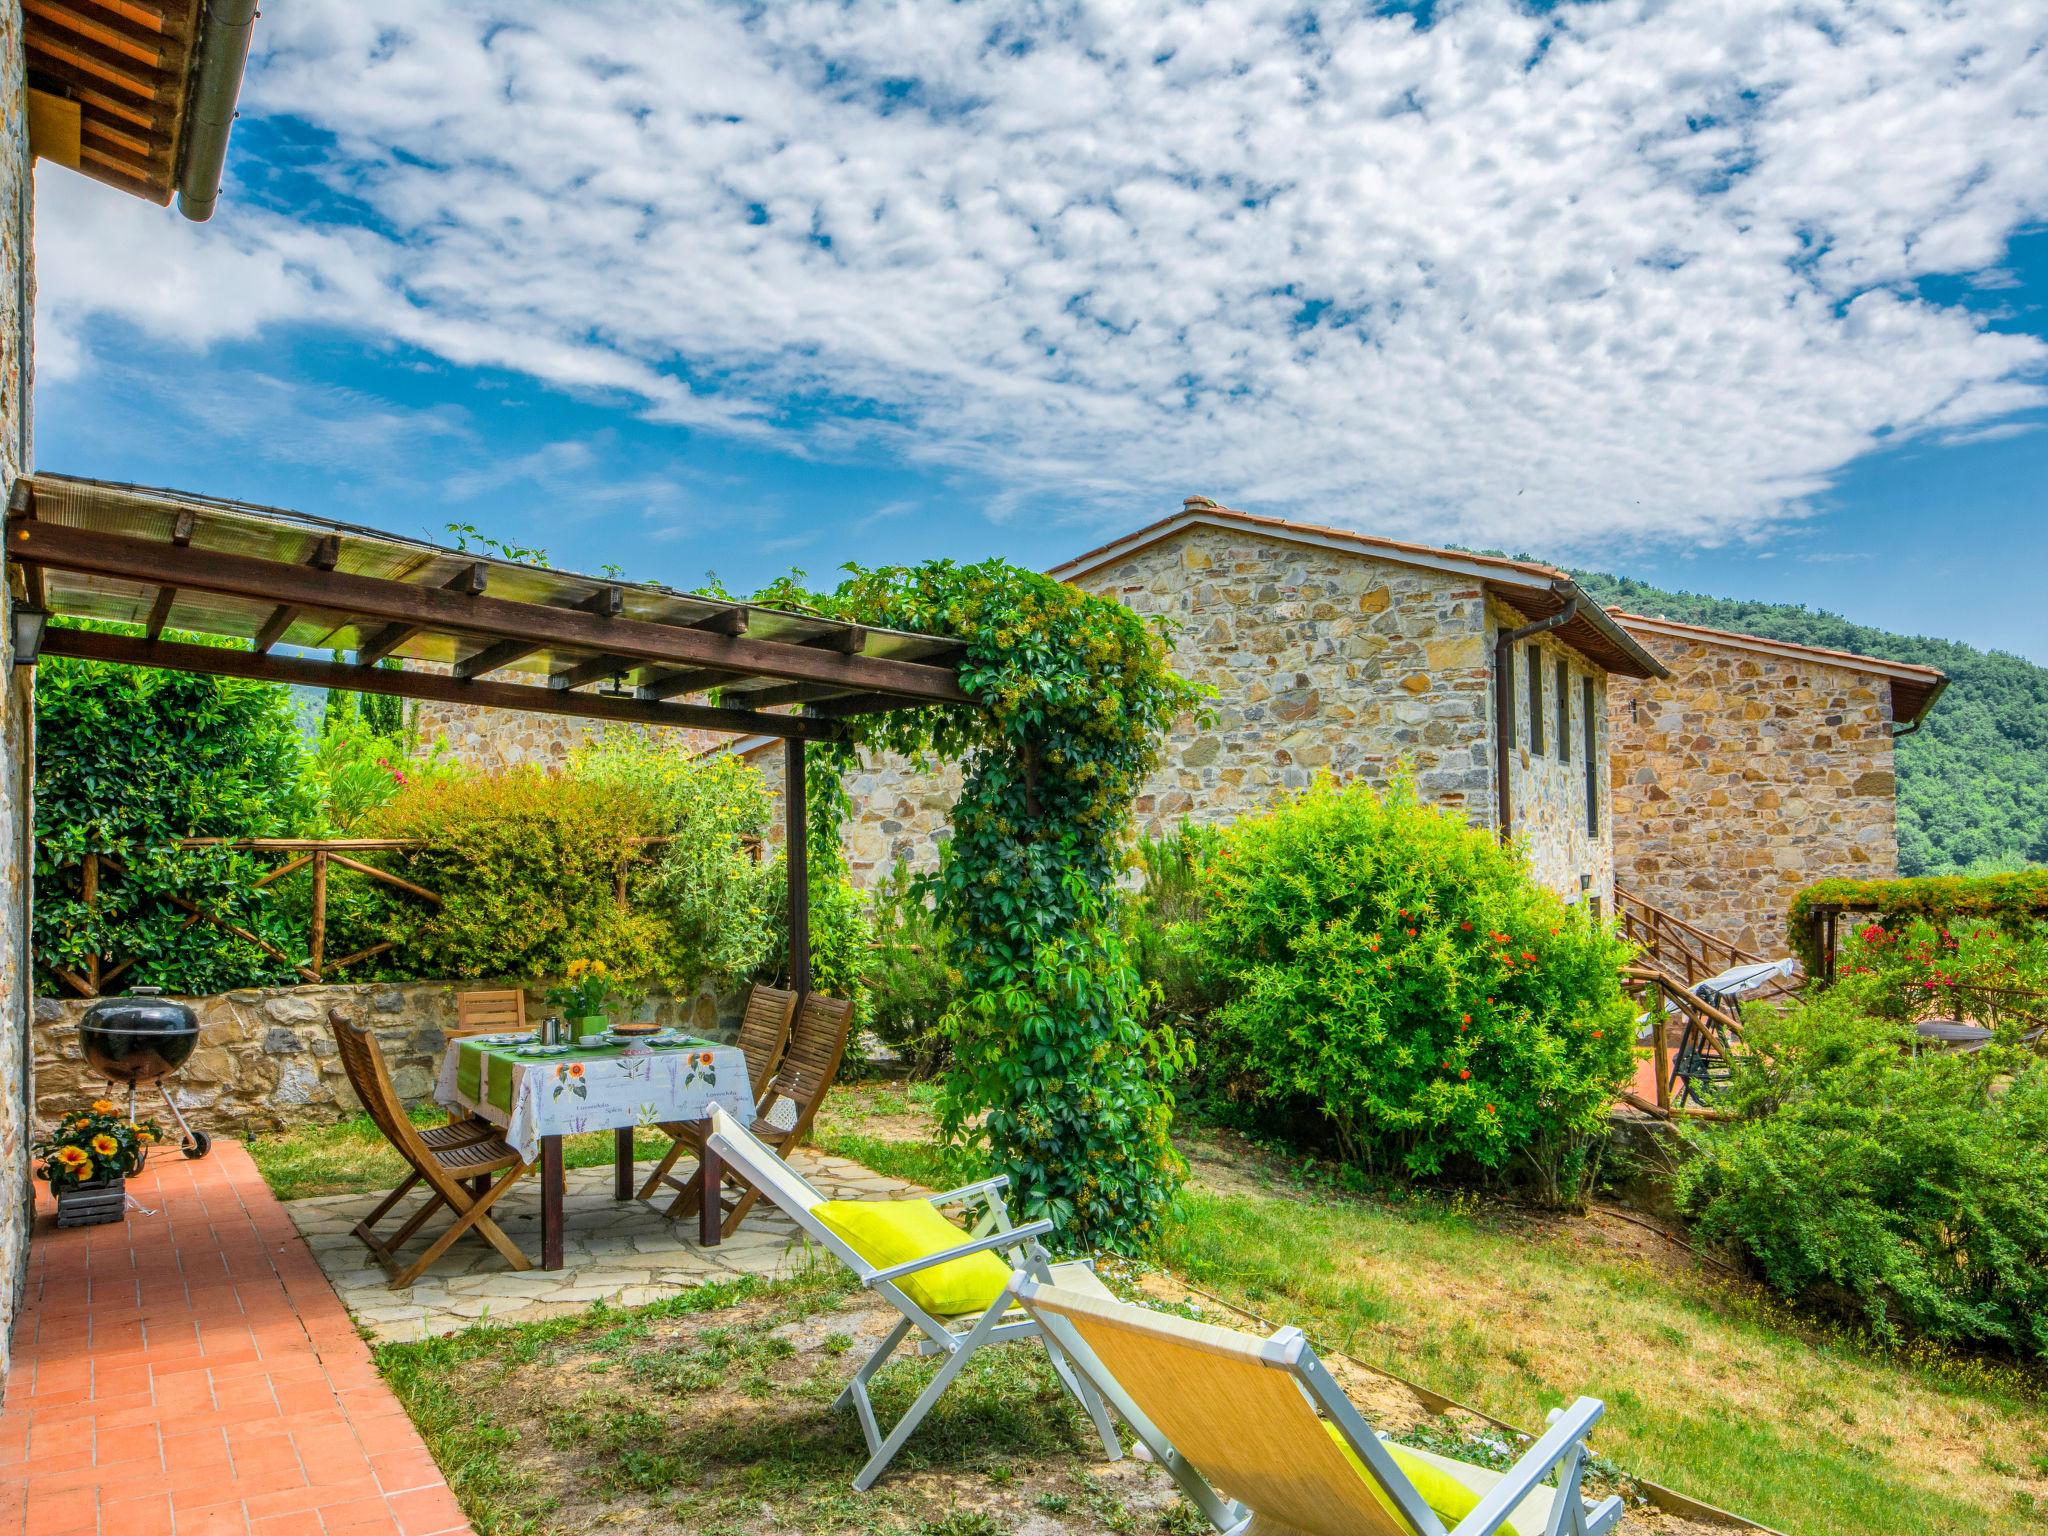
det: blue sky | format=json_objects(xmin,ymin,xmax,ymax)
[{"xmin": 33, "ymin": 2, "xmax": 2048, "ymax": 663}]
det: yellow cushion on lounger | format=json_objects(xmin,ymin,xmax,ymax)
[
  {"xmin": 1325, "ymin": 1421, "xmax": 1533, "ymax": 1536},
  {"xmin": 813, "ymin": 1199, "xmax": 1012, "ymax": 1318}
]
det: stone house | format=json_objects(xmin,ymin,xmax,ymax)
[
  {"xmin": 1606, "ymin": 611, "xmax": 1946, "ymax": 956},
  {"xmin": 734, "ymin": 500, "xmax": 1669, "ymax": 912}
]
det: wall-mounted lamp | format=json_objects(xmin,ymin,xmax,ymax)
[{"xmin": 11, "ymin": 603, "xmax": 47, "ymax": 667}]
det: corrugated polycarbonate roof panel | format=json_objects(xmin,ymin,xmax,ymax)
[{"xmin": 22, "ymin": 474, "xmax": 966, "ymax": 690}]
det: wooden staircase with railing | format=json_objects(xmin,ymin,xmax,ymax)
[{"xmin": 1613, "ymin": 887, "xmax": 1800, "ymax": 1116}]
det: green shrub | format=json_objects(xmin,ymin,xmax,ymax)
[
  {"xmin": 863, "ymin": 860, "xmax": 954, "ymax": 1075},
  {"xmin": 367, "ymin": 767, "xmax": 666, "ymax": 982},
  {"xmin": 1675, "ymin": 993, "xmax": 2048, "ymax": 1358},
  {"xmin": 1191, "ymin": 773, "xmax": 1637, "ymax": 1203},
  {"xmin": 1126, "ymin": 823, "xmax": 1227, "ymax": 1023},
  {"xmin": 570, "ymin": 732, "xmax": 780, "ymax": 995},
  {"xmin": 303, "ymin": 709, "xmax": 458, "ymax": 835},
  {"xmin": 33, "ymin": 630, "xmax": 320, "ymax": 993}
]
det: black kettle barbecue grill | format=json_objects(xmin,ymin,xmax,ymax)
[{"xmin": 77, "ymin": 987, "xmax": 212, "ymax": 1159}]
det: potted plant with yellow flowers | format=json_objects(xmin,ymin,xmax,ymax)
[
  {"xmin": 36, "ymin": 1100, "xmax": 161, "ymax": 1227},
  {"xmin": 547, "ymin": 958, "xmax": 621, "ymax": 1043}
]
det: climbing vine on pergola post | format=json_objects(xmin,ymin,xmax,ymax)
[{"xmin": 818, "ymin": 558, "xmax": 1206, "ymax": 1250}]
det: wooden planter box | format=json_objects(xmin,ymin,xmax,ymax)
[{"xmin": 54, "ymin": 1177, "xmax": 126, "ymax": 1228}]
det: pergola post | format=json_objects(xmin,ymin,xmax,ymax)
[{"xmin": 785, "ymin": 736, "xmax": 811, "ymax": 995}]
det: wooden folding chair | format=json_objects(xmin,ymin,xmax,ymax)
[
  {"xmin": 672, "ymin": 991, "xmax": 852, "ymax": 1235},
  {"xmin": 439, "ymin": 990, "xmax": 529, "ymax": 1131},
  {"xmin": 451, "ymin": 988, "xmax": 528, "ymax": 1036},
  {"xmin": 1010, "ymin": 1275, "xmax": 1624, "ymax": 1536},
  {"xmin": 636, "ymin": 982, "xmax": 798, "ymax": 1208},
  {"xmin": 703, "ymin": 1104, "xmax": 1121, "ymax": 1489},
  {"xmin": 327, "ymin": 1008, "xmax": 535, "ymax": 1289}
]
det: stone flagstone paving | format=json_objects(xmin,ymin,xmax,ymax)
[{"xmin": 287, "ymin": 1150, "xmax": 923, "ymax": 1341}]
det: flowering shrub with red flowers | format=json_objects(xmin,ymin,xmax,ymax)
[
  {"xmin": 1831, "ymin": 917, "xmax": 2048, "ymax": 1036},
  {"xmin": 1190, "ymin": 773, "xmax": 1636, "ymax": 1204}
]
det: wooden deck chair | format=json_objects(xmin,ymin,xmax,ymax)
[
  {"xmin": 327, "ymin": 1009, "xmax": 536, "ymax": 1289},
  {"xmin": 1009, "ymin": 1275, "xmax": 1624, "ymax": 1536},
  {"xmin": 663, "ymin": 990, "xmax": 853, "ymax": 1233},
  {"xmin": 702, "ymin": 1103, "xmax": 1121, "ymax": 1490},
  {"xmin": 636, "ymin": 982, "xmax": 798, "ymax": 1208}
]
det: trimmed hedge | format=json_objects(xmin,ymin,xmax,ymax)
[{"xmin": 1788, "ymin": 872, "xmax": 2048, "ymax": 975}]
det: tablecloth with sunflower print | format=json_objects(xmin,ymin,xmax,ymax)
[{"xmin": 433, "ymin": 1035, "xmax": 753, "ymax": 1166}]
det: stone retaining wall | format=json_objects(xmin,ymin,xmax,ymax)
[{"xmin": 33, "ymin": 980, "xmax": 731, "ymax": 1141}]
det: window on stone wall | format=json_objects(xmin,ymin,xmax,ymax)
[
  {"xmin": 1556, "ymin": 658, "xmax": 1570, "ymax": 762},
  {"xmin": 1582, "ymin": 675, "xmax": 1599, "ymax": 834},
  {"xmin": 1526, "ymin": 644, "xmax": 1544, "ymax": 755}
]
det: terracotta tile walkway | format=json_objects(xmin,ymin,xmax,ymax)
[{"xmin": 0, "ymin": 1143, "xmax": 472, "ymax": 1536}]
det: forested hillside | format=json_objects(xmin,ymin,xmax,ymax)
[{"xmin": 1568, "ymin": 570, "xmax": 2048, "ymax": 876}]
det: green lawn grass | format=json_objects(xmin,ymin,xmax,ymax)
[
  {"xmin": 254, "ymin": 1086, "xmax": 2048, "ymax": 1534},
  {"xmin": 811, "ymin": 1088, "xmax": 2048, "ymax": 1536}
]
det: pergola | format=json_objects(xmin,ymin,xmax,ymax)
[{"xmin": 8, "ymin": 472, "xmax": 975, "ymax": 991}]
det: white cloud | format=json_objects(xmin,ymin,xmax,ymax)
[{"xmin": 35, "ymin": 0, "xmax": 2048, "ymax": 556}]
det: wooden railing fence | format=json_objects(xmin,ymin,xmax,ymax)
[{"xmin": 1614, "ymin": 887, "xmax": 1765, "ymax": 987}]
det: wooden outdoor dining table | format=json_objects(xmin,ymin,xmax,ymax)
[{"xmin": 435, "ymin": 1032, "xmax": 754, "ymax": 1267}]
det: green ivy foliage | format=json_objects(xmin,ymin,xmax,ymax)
[
  {"xmin": 818, "ymin": 558, "xmax": 1206, "ymax": 1250},
  {"xmin": 1190, "ymin": 774, "xmax": 1638, "ymax": 1204},
  {"xmin": 1674, "ymin": 989, "xmax": 2048, "ymax": 1358},
  {"xmin": 33, "ymin": 630, "xmax": 320, "ymax": 994},
  {"xmin": 1788, "ymin": 871, "xmax": 2048, "ymax": 975}
]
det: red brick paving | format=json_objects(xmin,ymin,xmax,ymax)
[{"xmin": 0, "ymin": 1143, "xmax": 473, "ymax": 1536}]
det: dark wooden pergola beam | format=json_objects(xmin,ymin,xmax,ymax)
[
  {"xmin": 354, "ymin": 562, "xmax": 489, "ymax": 666},
  {"xmin": 42, "ymin": 627, "xmax": 850, "ymax": 743},
  {"xmin": 551, "ymin": 654, "xmax": 633, "ymax": 691},
  {"xmin": 251, "ymin": 534, "xmax": 341, "ymax": 654},
  {"xmin": 454, "ymin": 638, "xmax": 544, "ymax": 681},
  {"xmin": 7, "ymin": 483, "xmax": 41, "ymax": 610},
  {"xmin": 10, "ymin": 519, "xmax": 969, "ymax": 703},
  {"xmin": 721, "ymin": 680, "xmax": 856, "ymax": 711},
  {"xmin": 142, "ymin": 510, "xmax": 196, "ymax": 640},
  {"xmin": 635, "ymin": 666, "xmax": 726, "ymax": 702},
  {"xmin": 632, "ymin": 608, "xmax": 752, "ymax": 697}
]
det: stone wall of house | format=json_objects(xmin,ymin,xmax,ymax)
[
  {"xmin": 0, "ymin": 4, "xmax": 35, "ymax": 1377},
  {"xmin": 1497, "ymin": 601, "xmax": 1613, "ymax": 910},
  {"xmin": 33, "ymin": 980, "xmax": 734, "ymax": 1142},
  {"xmin": 746, "ymin": 526, "xmax": 1613, "ymax": 906},
  {"xmin": 410, "ymin": 684, "xmax": 715, "ymax": 772},
  {"xmin": 1608, "ymin": 631, "xmax": 1898, "ymax": 955}
]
